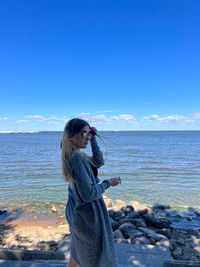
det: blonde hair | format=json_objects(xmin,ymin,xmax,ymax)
[{"xmin": 60, "ymin": 118, "xmax": 94, "ymax": 184}]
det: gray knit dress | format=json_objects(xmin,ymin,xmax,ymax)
[{"xmin": 65, "ymin": 137, "xmax": 119, "ymax": 267}]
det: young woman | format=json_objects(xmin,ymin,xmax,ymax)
[{"xmin": 61, "ymin": 118, "xmax": 122, "ymax": 267}]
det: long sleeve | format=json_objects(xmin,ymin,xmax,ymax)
[
  {"xmin": 70, "ymin": 152, "xmax": 110, "ymax": 203},
  {"xmin": 90, "ymin": 137, "xmax": 104, "ymax": 168}
]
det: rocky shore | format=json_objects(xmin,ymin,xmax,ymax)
[{"xmin": 0, "ymin": 199, "xmax": 200, "ymax": 263}]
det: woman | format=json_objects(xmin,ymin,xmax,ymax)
[{"xmin": 61, "ymin": 118, "xmax": 122, "ymax": 267}]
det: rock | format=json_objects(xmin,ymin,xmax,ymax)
[
  {"xmin": 156, "ymin": 229, "xmax": 172, "ymax": 239},
  {"xmin": 108, "ymin": 209, "xmax": 115, "ymax": 218},
  {"xmin": 110, "ymin": 220, "xmax": 120, "ymax": 231},
  {"xmin": 104, "ymin": 198, "xmax": 112, "ymax": 208},
  {"xmin": 132, "ymin": 236, "xmax": 151, "ymax": 245},
  {"xmin": 119, "ymin": 223, "xmax": 136, "ymax": 232},
  {"xmin": 121, "ymin": 205, "xmax": 134, "ymax": 214},
  {"xmin": 113, "ymin": 229, "xmax": 124, "ymax": 239},
  {"xmin": 54, "ymin": 233, "xmax": 64, "ymax": 241},
  {"xmin": 147, "ymin": 233, "xmax": 167, "ymax": 242},
  {"xmin": 156, "ymin": 240, "xmax": 170, "ymax": 246},
  {"xmin": 194, "ymin": 246, "xmax": 200, "ymax": 253},
  {"xmin": 114, "ymin": 199, "xmax": 126, "ymax": 207},
  {"xmin": 176, "ymin": 238, "xmax": 185, "ymax": 246},
  {"xmin": 128, "ymin": 230, "xmax": 144, "ymax": 241},
  {"xmin": 138, "ymin": 227, "xmax": 157, "ymax": 236},
  {"xmin": 138, "ymin": 209, "xmax": 152, "ymax": 216},
  {"xmin": 149, "ymin": 237, "xmax": 156, "ymax": 245},
  {"xmin": 132, "ymin": 218, "xmax": 146, "ymax": 228},
  {"xmin": 117, "ymin": 218, "xmax": 137, "ymax": 225},
  {"xmin": 194, "ymin": 210, "xmax": 200, "ymax": 216},
  {"xmin": 126, "ymin": 212, "xmax": 140, "ymax": 219},
  {"xmin": 153, "ymin": 203, "xmax": 171, "ymax": 210},
  {"xmin": 154, "ymin": 217, "xmax": 172, "ymax": 228},
  {"xmin": 128, "ymin": 201, "xmax": 152, "ymax": 213},
  {"xmin": 114, "ymin": 211, "xmax": 126, "ymax": 219},
  {"xmin": 52, "ymin": 206, "xmax": 57, "ymax": 212},
  {"xmin": 143, "ymin": 214, "xmax": 155, "ymax": 226},
  {"xmin": 58, "ymin": 224, "xmax": 69, "ymax": 232},
  {"xmin": 172, "ymin": 247, "xmax": 182, "ymax": 259},
  {"xmin": 114, "ymin": 238, "xmax": 129, "ymax": 244},
  {"xmin": 119, "ymin": 223, "xmax": 136, "ymax": 239}
]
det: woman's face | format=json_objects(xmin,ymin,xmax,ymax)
[{"xmin": 70, "ymin": 125, "xmax": 92, "ymax": 151}]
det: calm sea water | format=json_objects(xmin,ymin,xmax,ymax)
[{"xmin": 0, "ymin": 131, "xmax": 200, "ymax": 220}]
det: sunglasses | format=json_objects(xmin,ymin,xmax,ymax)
[{"xmin": 80, "ymin": 130, "xmax": 93, "ymax": 138}]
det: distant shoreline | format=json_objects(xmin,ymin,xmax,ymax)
[{"xmin": 1, "ymin": 130, "xmax": 200, "ymax": 134}]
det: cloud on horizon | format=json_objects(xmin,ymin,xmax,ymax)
[{"xmin": 0, "ymin": 112, "xmax": 200, "ymax": 131}]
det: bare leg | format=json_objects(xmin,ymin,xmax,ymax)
[{"xmin": 67, "ymin": 255, "xmax": 79, "ymax": 267}]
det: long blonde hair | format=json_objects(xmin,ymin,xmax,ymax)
[{"xmin": 61, "ymin": 118, "xmax": 94, "ymax": 184}]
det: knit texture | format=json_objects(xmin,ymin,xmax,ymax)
[{"xmin": 65, "ymin": 138, "xmax": 119, "ymax": 267}]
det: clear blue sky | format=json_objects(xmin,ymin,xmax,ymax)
[{"xmin": 0, "ymin": 0, "xmax": 200, "ymax": 131}]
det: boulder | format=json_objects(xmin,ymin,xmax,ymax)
[
  {"xmin": 121, "ymin": 205, "xmax": 134, "ymax": 214},
  {"xmin": 113, "ymin": 229, "xmax": 124, "ymax": 239},
  {"xmin": 132, "ymin": 236, "xmax": 151, "ymax": 245},
  {"xmin": 132, "ymin": 218, "xmax": 146, "ymax": 228},
  {"xmin": 104, "ymin": 198, "xmax": 112, "ymax": 208},
  {"xmin": 114, "ymin": 238, "xmax": 129, "ymax": 244},
  {"xmin": 126, "ymin": 212, "xmax": 140, "ymax": 219},
  {"xmin": 153, "ymin": 203, "xmax": 171, "ymax": 210}
]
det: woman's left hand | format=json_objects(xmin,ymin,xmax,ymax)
[{"xmin": 90, "ymin": 127, "xmax": 97, "ymax": 137}]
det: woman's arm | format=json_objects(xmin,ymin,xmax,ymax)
[
  {"xmin": 90, "ymin": 137, "xmax": 104, "ymax": 168},
  {"xmin": 70, "ymin": 152, "xmax": 110, "ymax": 203}
]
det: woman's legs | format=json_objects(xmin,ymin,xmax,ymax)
[{"xmin": 67, "ymin": 255, "xmax": 78, "ymax": 267}]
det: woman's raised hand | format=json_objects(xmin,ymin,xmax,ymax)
[
  {"xmin": 90, "ymin": 127, "xmax": 97, "ymax": 137},
  {"xmin": 109, "ymin": 176, "xmax": 122, "ymax": 187}
]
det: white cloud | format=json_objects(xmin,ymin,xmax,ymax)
[
  {"xmin": 1, "ymin": 112, "xmax": 200, "ymax": 131},
  {"xmin": 0, "ymin": 116, "xmax": 8, "ymax": 120}
]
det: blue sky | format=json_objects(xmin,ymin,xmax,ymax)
[{"xmin": 0, "ymin": 0, "xmax": 200, "ymax": 131}]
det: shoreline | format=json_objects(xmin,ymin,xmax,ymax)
[{"xmin": 0, "ymin": 198, "xmax": 200, "ymax": 261}]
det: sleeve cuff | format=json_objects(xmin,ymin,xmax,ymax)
[{"xmin": 102, "ymin": 179, "xmax": 110, "ymax": 189}]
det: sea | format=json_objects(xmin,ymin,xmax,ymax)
[{"xmin": 0, "ymin": 131, "xmax": 200, "ymax": 221}]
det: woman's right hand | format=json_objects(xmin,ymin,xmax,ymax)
[{"xmin": 109, "ymin": 176, "xmax": 122, "ymax": 187}]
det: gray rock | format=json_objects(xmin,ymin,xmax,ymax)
[
  {"xmin": 176, "ymin": 237, "xmax": 185, "ymax": 246},
  {"xmin": 119, "ymin": 223, "xmax": 136, "ymax": 232},
  {"xmin": 108, "ymin": 210, "xmax": 115, "ymax": 218},
  {"xmin": 156, "ymin": 229, "xmax": 172, "ymax": 239},
  {"xmin": 143, "ymin": 214, "xmax": 155, "ymax": 226},
  {"xmin": 153, "ymin": 203, "xmax": 171, "ymax": 210},
  {"xmin": 113, "ymin": 229, "xmax": 124, "ymax": 239},
  {"xmin": 110, "ymin": 220, "xmax": 120, "ymax": 231},
  {"xmin": 154, "ymin": 217, "xmax": 172, "ymax": 228},
  {"xmin": 128, "ymin": 230, "xmax": 144, "ymax": 240},
  {"xmin": 132, "ymin": 236, "xmax": 151, "ymax": 245},
  {"xmin": 132, "ymin": 218, "xmax": 146, "ymax": 227},
  {"xmin": 114, "ymin": 238, "xmax": 129, "ymax": 244},
  {"xmin": 121, "ymin": 205, "xmax": 134, "ymax": 214},
  {"xmin": 149, "ymin": 237, "xmax": 156, "ymax": 245},
  {"xmin": 117, "ymin": 218, "xmax": 136, "ymax": 225},
  {"xmin": 147, "ymin": 233, "xmax": 167, "ymax": 242},
  {"xmin": 126, "ymin": 211, "xmax": 140, "ymax": 219},
  {"xmin": 138, "ymin": 227, "xmax": 157, "ymax": 236},
  {"xmin": 172, "ymin": 247, "xmax": 182, "ymax": 259},
  {"xmin": 118, "ymin": 223, "xmax": 137, "ymax": 239}
]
